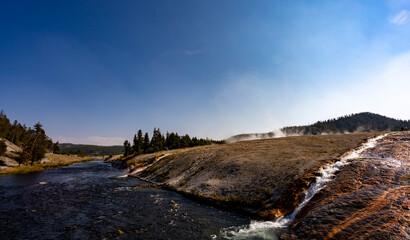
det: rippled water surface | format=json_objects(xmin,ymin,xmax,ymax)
[{"xmin": 0, "ymin": 160, "xmax": 250, "ymax": 240}]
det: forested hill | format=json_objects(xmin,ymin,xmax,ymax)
[
  {"xmin": 282, "ymin": 112, "xmax": 410, "ymax": 135},
  {"xmin": 227, "ymin": 112, "xmax": 410, "ymax": 142},
  {"xmin": 59, "ymin": 143, "xmax": 123, "ymax": 155}
]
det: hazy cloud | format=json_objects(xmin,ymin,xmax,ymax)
[
  {"xmin": 54, "ymin": 136, "xmax": 125, "ymax": 146},
  {"xmin": 293, "ymin": 50, "xmax": 410, "ymax": 122},
  {"xmin": 390, "ymin": 10, "xmax": 408, "ymax": 24}
]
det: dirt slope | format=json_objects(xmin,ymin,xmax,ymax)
[{"xmin": 122, "ymin": 133, "xmax": 378, "ymax": 218}]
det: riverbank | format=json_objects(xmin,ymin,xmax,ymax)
[
  {"xmin": 0, "ymin": 153, "xmax": 98, "ymax": 176},
  {"xmin": 107, "ymin": 132, "xmax": 380, "ymax": 220}
]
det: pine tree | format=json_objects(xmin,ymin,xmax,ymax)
[
  {"xmin": 0, "ymin": 110, "xmax": 11, "ymax": 139},
  {"xmin": 165, "ymin": 132, "xmax": 170, "ymax": 150},
  {"xmin": 132, "ymin": 134, "xmax": 138, "ymax": 153},
  {"xmin": 131, "ymin": 131, "xmax": 143, "ymax": 155},
  {"xmin": 28, "ymin": 122, "xmax": 48, "ymax": 164},
  {"xmin": 137, "ymin": 130, "xmax": 143, "ymax": 154},
  {"xmin": 123, "ymin": 140, "xmax": 132, "ymax": 157},
  {"xmin": 53, "ymin": 141, "xmax": 60, "ymax": 154},
  {"xmin": 180, "ymin": 134, "xmax": 191, "ymax": 148},
  {"xmin": 0, "ymin": 140, "xmax": 6, "ymax": 156},
  {"xmin": 143, "ymin": 132, "xmax": 150, "ymax": 153},
  {"xmin": 151, "ymin": 128, "xmax": 159, "ymax": 152}
]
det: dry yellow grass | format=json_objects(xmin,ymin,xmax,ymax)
[{"xmin": 0, "ymin": 153, "xmax": 97, "ymax": 176}]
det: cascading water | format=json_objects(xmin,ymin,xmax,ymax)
[{"xmin": 219, "ymin": 134, "xmax": 388, "ymax": 240}]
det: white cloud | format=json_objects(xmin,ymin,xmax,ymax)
[
  {"xmin": 390, "ymin": 10, "xmax": 408, "ymax": 25},
  {"xmin": 54, "ymin": 136, "xmax": 125, "ymax": 146}
]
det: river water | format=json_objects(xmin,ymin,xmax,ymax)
[{"xmin": 0, "ymin": 160, "xmax": 250, "ymax": 240}]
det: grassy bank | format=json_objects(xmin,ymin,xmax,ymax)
[{"xmin": 0, "ymin": 154, "xmax": 98, "ymax": 176}]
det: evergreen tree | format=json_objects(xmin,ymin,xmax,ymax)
[
  {"xmin": 132, "ymin": 134, "xmax": 138, "ymax": 153},
  {"xmin": 8, "ymin": 120, "xmax": 18, "ymax": 143},
  {"xmin": 0, "ymin": 140, "xmax": 6, "ymax": 156},
  {"xmin": 143, "ymin": 132, "xmax": 150, "ymax": 153},
  {"xmin": 160, "ymin": 132, "xmax": 165, "ymax": 150},
  {"xmin": 123, "ymin": 140, "xmax": 132, "ymax": 157},
  {"xmin": 151, "ymin": 128, "xmax": 159, "ymax": 152},
  {"xmin": 137, "ymin": 130, "xmax": 143, "ymax": 154},
  {"xmin": 53, "ymin": 141, "xmax": 60, "ymax": 154},
  {"xmin": 28, "ymin": 122, "xmax": 48, "ymax": 164},
  {"xmin": 0, "ymin": 110, "xmax": 11, "ymax": 139},
  {"xmin": 165, "ymin": 132, "xmax": 170, "ymax": 149},
  {"xmin": 122, "ymin": 127, "xmax": 221, "ymax": 156},
  {"xmin": 17, "ymin": 150, "xmax": 31, "ymax": 166},
  {"xmin": 180, "ymin": 134, "xmax": 191, "ymax": 148}
]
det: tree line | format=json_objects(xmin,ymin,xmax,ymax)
[
  {"xmin": 0, "ymin": 110, "xmax": 57, "ymax": 165},
  {"xmin": 123, "ymin": 128, "xmax": 224, "ymax": 157},
  {"xmin": 282, "ymin": 112, "xmax": 410, "ymax": 135},
  {"xmin": 58, "ymin": 143, "xmax": 123, "ymax": 156}
]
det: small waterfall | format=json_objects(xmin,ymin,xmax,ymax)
[{"xmin": 219, "ymin": 134, "xmax": 387, "ymax": 239}]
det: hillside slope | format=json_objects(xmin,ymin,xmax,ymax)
[
  {"xmin": 111, "ymin": 133, "xmax": 378, "ymax": 219},
  {"xmin": 283, "ymin": 112, "xmax": 410, "ymax": 135},
  {"xmin": 227, "ymin": 112, "xmax": 409, "ymax": 142},
  {"xmin": 59, "ymin": 143, "xmax": 123, "ymax": 155}
]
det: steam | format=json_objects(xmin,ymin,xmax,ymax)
[
  {"xmin": 226, "ymin": 126, "xmax": 371, "ymax": 143},
  {"xmin": 226, "ymin": 129, "xmax": 300, "ymax": 143}
]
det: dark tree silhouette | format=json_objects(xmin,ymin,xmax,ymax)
[
  {"xmin": 123, "ymin": 140, "xmax": 132, "ymax": 157},
  {"xmin": 53, "ymin": 141, "xmax": 60, "ymax": 154},
  {"xmin": 143, "ymin": 133, "xmax": 150, "ymax": 153},
  {"xmin": 122, "ymin": 127, "xmax": 222, "ymax": 157},
  {"xmin": 0, "ymin": 140, "xmax": 6, "ymax": 156}
]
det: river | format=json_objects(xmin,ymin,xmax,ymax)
[{"xmin": 0, "ymin": 160, "xmax": 250, "ymax": 240}]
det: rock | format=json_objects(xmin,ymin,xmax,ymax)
[
  {"xmin": 40, "ymin": 158, "xmax": 51, "ymax": 164},
  {"xmin": 0, "ymin": 156, "xmax": 19, "ymax": 167},
  {"xmin": 2, "ymin": 139, "xmax": 22, "ymax": 153}
]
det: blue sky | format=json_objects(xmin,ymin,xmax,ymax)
[{"xmin": 1, "ymin": 0, "xmax": 410, "ymax": 145}]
